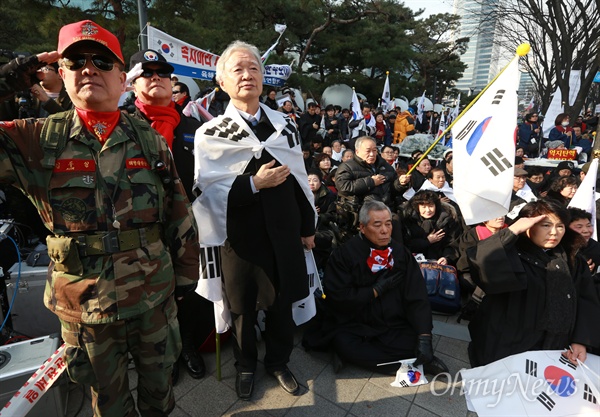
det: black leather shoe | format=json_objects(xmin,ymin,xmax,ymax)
[
  {"xmin": 270, "ymin": 367, "xmax": 300, "ymax": 395},
  {"xmin": 236, "ymin": 372, "xmax": 254, "ymax": 400},
  {"xmin": 171, "ymin": 363, "xmax": 180, "ymax": 386},
  {"xmin": 180, "ymin": 351, "xmax": 206, "ymax": 379}
]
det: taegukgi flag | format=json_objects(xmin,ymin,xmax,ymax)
[
  {"xmin": 381, "ymin": 72, "xmax": 391, "ymax": 112},
  {"xmin": 452, "ymin": 56, "xmax": 520, "ymax": 225},
  {"xmin": 460, "ymin": 350, "xmax": 600, "ymax": 416},
  {"xmin": 291, "ymin": 250, "xmax": 321, "ymax": 325},
  {"xmin": 416, "ymin": 90, "xmax": 426, "ymax": 124},
  {"xmin": 196, "ymin": 246, "xmax": 231, "ymax": 333}
]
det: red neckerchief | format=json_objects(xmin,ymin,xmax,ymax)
[
  {"xmin": 555, "ymin": 125, "xmax": 572, "ymax": 134},
  {"xmin": 367, "ymin": 247, "xmax": 394, "ymax": 273},
  {"xmin": 176, "ymin": 96, "xmax": 187, "ymax": 107},
  {"xmin": 135, "ymin": 98, "xmax": 181, "ymax": 149},
  {"xmin": 76, "ymin": 108, "xmax": 121, "ymax": 143}
]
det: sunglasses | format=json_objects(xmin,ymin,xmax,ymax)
[
  {"xmin": 172, "ymin": 90, "xmax": 182, "ymax": 94},
  {"xmin": 62, "ymin": 53, "xmax": 116, "ymax": 72},
  {"xmin": 139, "ymin": 69, "xmax": 172, "ymax": 79}
]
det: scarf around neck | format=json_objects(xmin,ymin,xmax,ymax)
[
  {"xmin": 76, "ymin": 108, "xmax": 121, "ymax": 143},
  {"xmin": 135, "ymin": 98, "xmax": 181, "ymax": 149}
]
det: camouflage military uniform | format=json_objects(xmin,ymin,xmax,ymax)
[{"xmin": 0, "ymin": 111, "xmax": 200, "ymax": 416}]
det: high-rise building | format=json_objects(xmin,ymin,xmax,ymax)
[{"xmin": 453, "ymin": 0, "xmax": 503, "ymax": 95}]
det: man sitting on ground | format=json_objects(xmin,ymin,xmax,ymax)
[{"xmin": 304, "ymin": 201, "xmax": 448, "ymax": 375}]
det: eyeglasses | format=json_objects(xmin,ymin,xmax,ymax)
[
  {"xmin": 514, "ymin": 177, "xmax": 527, "ymax": 181},
  {"xmin": 139, "ymin": 69, "xmax": 172, "ymax": 79},
  {"xmin": 40, "ymin": 67, "xmax": 56, "ymax": 73},
  {"xmin": 172, "ymin": 90, "xmax": 182, "ymax": 94},
  {"xmin": 62, "ymin": 53, "xmax": 116, "ymax": 72},
  {"xmin": 382, "ymin": 151, "xmax": 394, "ymax": 155}
]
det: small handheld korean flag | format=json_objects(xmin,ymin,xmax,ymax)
[
  {"xmin": 452, "ymin": 56, "xmax": 520, "ymax": 225},
  {"xmin": 292, "ymin": 250, "xmax": 319, "ymax": 325}
]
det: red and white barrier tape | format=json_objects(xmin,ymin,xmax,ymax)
[{"xmin": 0, "ymin": 343, "xmax": 67, "ymax": 417}]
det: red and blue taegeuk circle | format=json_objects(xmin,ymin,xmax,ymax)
[
  {"xmin": 466, "ymin": 116, "xmax": 492, "ymax": 155},
  {"xmin": 543, "ymin": 366, "xmax": 576, "ymax": 397},
  {"xmin": 161, "ymin": 44, "xmax": 170, "ymax": 54}
]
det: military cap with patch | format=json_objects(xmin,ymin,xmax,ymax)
[
  {"xmin": 58, "ymin": 20, "xmax": 125, "ymax": 65},
  {"xmin": 129, "ymin": 49, "xmax": 174, "ymax": 73}
]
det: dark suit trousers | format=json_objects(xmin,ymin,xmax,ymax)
[{"xmin": 221, "ymin": 241, "xmax": 295, "ymax": 373}]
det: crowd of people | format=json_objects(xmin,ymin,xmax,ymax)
[{"xmin": 0, "ymin": 19, "xmax": 599, "ymax": 416}]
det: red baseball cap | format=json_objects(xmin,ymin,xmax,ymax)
[{"xmin": 58, "ymin": 20, "xmax": 125, "ymax": 65}]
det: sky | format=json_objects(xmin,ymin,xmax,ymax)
[{"xmin": 402, "ymin": 0, "xmax": 455, "ymax": 18}]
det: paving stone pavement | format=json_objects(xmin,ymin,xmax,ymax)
[{"xmin": 64, "ymin": 313, "xmax": 479, "ymax": 417}]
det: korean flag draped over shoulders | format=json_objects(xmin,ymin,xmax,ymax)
[
  {"xmin": 460, "ymin": 351, "xmax": 600, "ymax": 416},
  {"xmin": 452, "ymin": 58, "xmax": 520, "ymax": 225}
]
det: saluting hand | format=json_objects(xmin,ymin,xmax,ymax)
[{"xmin": 253, "ymin": 159, "xmax": 290, "ymax": 190}]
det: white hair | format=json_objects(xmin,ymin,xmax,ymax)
[{"xmin": 215, "ymin": 40, "xmax": 263, "ymax": 83}]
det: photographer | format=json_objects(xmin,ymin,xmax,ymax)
[{"xmin": 29, "ymin": 62, "xmax": 72, "ymax": 116}]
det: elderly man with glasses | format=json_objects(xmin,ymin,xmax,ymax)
[{"xmin": 0, "ymin": 21, "xmax": 199, "ymax": 416}]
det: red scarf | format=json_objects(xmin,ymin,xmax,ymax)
[
  {"xmin": 135, "ymin": 98, "xmax": 181, "ymax": 149},
  {"xmin": 366, "ymin": 247, "xmax": 394, "ymax": 273},
  {"xmin": 76, "ymin": 108, "xmax": 121, "ymax": 143}
]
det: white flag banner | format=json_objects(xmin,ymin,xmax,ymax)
[
  {"xmin": 417, "ymin": 91, "xmax": 426, "ymax": 124},
  {"xmin": 351, "ymin": 89, "xmax": 363, "ymax": 121},
  {"xmin": 263, "ymin": 64, "xmax": 292, "ymax": 87},
  {"xmin": 543, "ymin": 70, "xmax": 581, "ymax": 138},
  {"xmin": 460, "ymin": 351, "xmax": 600, "ymax": 416},
  {"xmin": 147, "ymin": 25, "xmax": 219, "ymax": 81},
  {"xmin": 437, "ymin": 111, "xmax": 446, "ymax": 138},
  {"xmin": 452, "ymin": 57, "xmax": 520, "ymax": 225},
  {"xmin": 148, "ymin": 25, "xmax": 291, "ymax": 87},
  {"xmin": 381, "ymin": 73, "xmax": 391, "ymax": 112},
  {"xmin": 275, "ymin": 23, "xmax": 287, "ymax": 34},
  {"xmin": 525, "ymin": 96, "xmax": 535, "ymax": 112},
  {"xmin": 292, "ymin": 250, "xmax": 320, "ymax": 326},
  {"xmin": 195, "ymin": 246, "xmax": 231, "ymax": 333},
  {"xmin": 568, "ymin": 157, "xmax": 598, "ymax": 241},
  {"xmin": 450, "ymin": 93, "xmax": 461, "ymax": 123}
]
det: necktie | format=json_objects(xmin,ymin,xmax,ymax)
[{"xmin": 247, "ymin": 116, "xmax": 258, "ymax": 127}]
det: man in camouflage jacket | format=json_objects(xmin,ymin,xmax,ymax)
[{"xmin": 0, "ymin": 20, "xmax": 199, "ymax": 417}]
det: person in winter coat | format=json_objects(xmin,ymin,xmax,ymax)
[
  {"xmin": 517, "ymin": 112, "xmax": 542, "ymax": 156},
  {"xmin": 393, "ymin": 108, "xmax": 416, "ymax": 144},
  {"xmin": 467, "ymin": 199, "xmax": 600, "ymax": 366},
  {"xmin": 548, "ymin": 113, "xmax": 574, "ymax": 148},
  {"xmin": 401, "ymin": 190, "xmax": 462, "ymax": 265},
  {"xmin": 302, "ymin": 201, "xmax": 449, "ymax": 376}
]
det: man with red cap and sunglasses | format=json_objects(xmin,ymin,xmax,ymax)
[{"xmin": 0, "ymin": 20, "xmax": 200, "ymax": 416}]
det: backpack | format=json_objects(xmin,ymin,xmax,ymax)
[{"xmin": 418, "ymin": 261, "xmax": 461, "ymax": 314}]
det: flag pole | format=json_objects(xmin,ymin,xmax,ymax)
[
  {"xmin": 406, "ymin": 43, "xmax": 530, "ymax": 175},
  {"xmin": 216, "ymin": 332, "xmax": 222, "ymax": 381}
]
